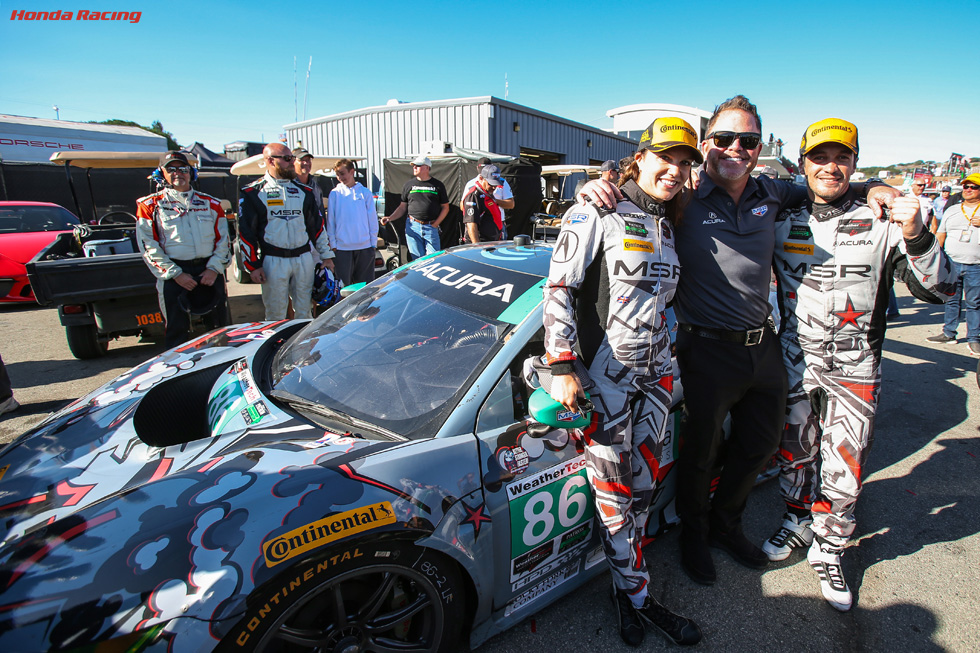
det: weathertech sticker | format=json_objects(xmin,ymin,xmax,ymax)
[
  {"xmin": 783, "ymin": 242, "xmax": 814, "ymax": 255},
  {"xmin": 263, "ymin": 502, "xmax": 396, "ymax": 567},
  {"xmin": 623, "ymin": 239, "xmax": 655, "ymax": 253}
]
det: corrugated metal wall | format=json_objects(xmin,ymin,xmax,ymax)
[{"xmin": 285, "ymin": 98, "xmax": 635, "ymax": 193}]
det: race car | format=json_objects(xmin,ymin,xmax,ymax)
[
  {"xmin": 0, "ymin": 240, "xmax": 686, "ymax": 652},
  {"xmin": 0, "ymin": 201, "xmax": 80, "ymax": 302}
]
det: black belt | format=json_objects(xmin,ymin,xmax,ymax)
[
  {"xmin": 263, "ymin": 243, "xmax": 310, "ymax": 258},
  {"xmin": 172, "ymin": 257, "xmax": 210, "ymax": 267},
  {"xmin": 678, "ymin": 322, "xmax": 769, "ymax": 346},
  {"xmin": 410, "ymin": 216, "xmax": 435, "ymax": 224}
]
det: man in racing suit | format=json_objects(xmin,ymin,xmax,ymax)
[
  {"xmin": 763, "ymin": 118, "xmax": 953, "ymax": 611},
  {"xmin": 137, "ymin": 151, "xmax": 231, "ymax": 347},
  {"xmin": 238, "ymin": 142, "xmax": 335, "ymax": 320},
  {"xmin": 461, "ymin": 165, "xmax": 505, "ymax": 243}
]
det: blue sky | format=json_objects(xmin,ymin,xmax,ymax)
[{"xmin": 1, "ymin": 0, "xmax": 976, "ymax": 167}]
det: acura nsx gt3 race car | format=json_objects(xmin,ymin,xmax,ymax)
[{"xmin": 0, "ymin": 241, "xmax": 685, "ymax": 652}]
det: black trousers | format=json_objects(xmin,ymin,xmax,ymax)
[
  {"xmin": 674, "ymin": 326, "xmax": 787, "ymax": 537},
  {"xmin": 332, "ymin": 247, "xmax": 376, "ymax": 286},
  {"xmin": 161, "ymin": 261, "xmax": 228, "ymax": 348}
]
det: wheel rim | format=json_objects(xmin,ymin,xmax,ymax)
[{"xmin": 256, "ymin": 564, "xmax": 444, "ymax": 653}]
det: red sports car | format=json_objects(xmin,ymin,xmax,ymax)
[{"xmin": 0, "ymin": 201, "xmax": 81, "ymax": 302}]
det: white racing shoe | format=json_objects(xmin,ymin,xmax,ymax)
[
  {"xmin": 762, "ymin": 512, "xmax": 814, "ymax": 561},
  {"xmin": 807, "ymin": 540, "xmax": 852, "ymax": 611}
]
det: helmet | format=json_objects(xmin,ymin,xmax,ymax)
[
  {"xmin": 312, "ymin": 263, "xmax": 343, "ymax": 307},
  {"xmin": 528, "ymin": 388, "xmax": 594, "ymax": 429},
  {"xmin": 178, "ymin": 278, "xmax": 225, "ymax": 316}
]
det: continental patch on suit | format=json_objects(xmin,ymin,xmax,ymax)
[
  {"xmin": 783, "ymin": 242, "xmax": 814, "ymax": 255},
  {"xmin": 623, "ymin": 239, "xmax": 655, "ymax": 253}
]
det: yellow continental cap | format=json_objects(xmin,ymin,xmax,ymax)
[
  {"xmin": 639, "ymin": 116, "xmax": 703, "ymax": 164},
  {"xmin": 800, "ymin": 118, "xmax": 859, "ymax": 156},
  {"xmin": 962, "ymin": 173, "xmax": 980, "ymax": 186}
]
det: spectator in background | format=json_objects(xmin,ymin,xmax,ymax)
[
  {"xmin": 328, "ymin": 158, "xmax": 378, "ymax": 286},
  {"xmin": 0, "ymin": 353, "xmax": 18, "ymax": 417},
  {"xmin": 927, "ymin": 173, "xmax": 980, "ymax": 354},
  {"xmin": 381, "ymin": 156, "xmax": 449, "ymax": 260},
  {"xmin": 909, "ymin": 180, "xmax": 935, "ymax": 230},
  {"xmin": 600, "ymin": 159, "xmax": 620, "ymax": 185},
  {"xmin": 461, "ymin": 157, "xmax": 515, "ymax": 237},
  {"xmin": 292, "ymin": 147, "xmax": 325, "ymax": 211},
  {"xmin": 933, "ymin": 186, "xmax": 951, "ymax": 228}
]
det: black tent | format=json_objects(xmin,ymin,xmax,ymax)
[
  {"xmin": 182, "ymin": 142, "xmax": 235, "ymax": 169},
  {"xmin": 382, "ymin": 151, "xmax": 541, "ymax": 253}
]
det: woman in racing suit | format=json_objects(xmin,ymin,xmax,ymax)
[{"xmin": 543, "ymin": 117, "xmax": 702, "ymax": 648}]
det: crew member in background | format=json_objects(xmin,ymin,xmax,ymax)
[
  {"xmin": 328, "ymin": 158, "xmax": 378, "ymax": 285},
  {"xmin": 238, "ymin": 142, "xmax": 335, "ymax": 320},
  {"xmin": 461, "ymin": 165, "xmax": 505, "ymax": 243},
  {"xmin": 292, "ymin": 147, "xmax": 325, "ymax": 214},
  {"xmin": 136, "ymin": 151, "xmax": 230, "ymax": 347},
  {"xmin": 762, "ymin": 118, "xmax": 952, "ymax": 612},
  {"xmin": 909, "ymin": 179, "xmax": 935, "ymax": 231},
  {"xmin": 926, "ymin": 173, "xmax": 980, "ymax": 354},
  {"xmin": 600, "ymin": 159, "xmax": 620, "ymax": 185},
  {"xmin": 461, "ymin": 156, "xmax": 515, "ymax": 237},
  {"xmin": 381, "ymin": 156, "xmax": 449, "ymax": 259}
]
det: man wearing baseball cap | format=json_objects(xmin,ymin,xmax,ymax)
[
  {"xmin": 292, "ymin": 147, "xmax": 324, "ymax": 212},
  {"xmin": 460, "ymin": 156, "xmax": 515, "ymax": 236},
  {"xmin": 380, "ymin": 155, "xmax": 449, "ymax": 259},
  {"xmin": 461, "ymin": 164, "xmax": 505, "ymax": 243},
  {"xmin": 600, "ymin": 159, "xmax": 620, "ymax": 185},
  {"xmin": 136, "ymin": 150, "xmax": 231, "ymax": 346},
  {"xmin": 762, "ymin": 117, "xmax": 953, "ymax": 611},
  {"xmin": 932, "ymin": 185, "xmax": 951, "ymax": 228},
  {"xmin": 578, "ymin": 96, "xmax": 902, "ymax": 588}
]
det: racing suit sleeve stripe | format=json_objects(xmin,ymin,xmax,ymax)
[{"xmin": 236, "ymin": 189, "xmax": 263, "ymax": 272}]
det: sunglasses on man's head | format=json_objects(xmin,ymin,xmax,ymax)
[{"xmin": 706, "ymin": 131, "xmax": 762, "ymax": 150}]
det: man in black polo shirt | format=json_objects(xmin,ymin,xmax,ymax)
[
  {"xmin": 579, "ymin": 95, "xmax": 901, "ymax": 586},
  {"xmin": 462, "ymin": 164, "xmax": 505, "ymax": 243},
  {"xmin": 381, "ymin": 156, "xmax": 449, "ymax": 260}
]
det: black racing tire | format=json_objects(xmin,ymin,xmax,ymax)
[
  {"xmin": 219, "ymin": 541, "xmax": 465, "ymax": 653},
  {"xmin": 233, "ymin": 242, "xmax": 252, "ymax": 284},
  {"xmin": 65, "ymin": 324, "xmax": 108, "ymax": 359}
]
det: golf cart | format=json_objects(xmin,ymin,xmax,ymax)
[
  {"xmin": 26, "ymin": 151, "xmax": 227, "ymax": 359},
  {"xmin": 532, "ymin": 164, "xmax": 602, "ymax": 242}
]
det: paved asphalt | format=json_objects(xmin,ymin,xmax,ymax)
[{"xmin": 1, "ymin": 281, "xmax": 977, "ymax": 652}]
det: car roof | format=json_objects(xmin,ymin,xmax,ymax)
[{"xmin": 0, "ymin": 201, "xmax": 67, "ymax": 208}]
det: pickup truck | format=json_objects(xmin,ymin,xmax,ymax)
[{"xmin": 26, "ymin": 224, "xmax": 163, "ymax": 359}]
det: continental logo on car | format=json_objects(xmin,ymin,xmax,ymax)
[
  {"xmin": 263, "ymin": 502, "xmax": 396, "ymax": 567},
  {"xmin": 783, "ymin": 242, "xmax": 814, "ymax": 255},
  {"xmin": 623, "ymin": 239, "xmax": 655, "ymax": 253}
]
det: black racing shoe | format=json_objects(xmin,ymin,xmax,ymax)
[
  {"xmin": 611, "ymin": 586, "xmax": 645, "ymax": 647},
  {"xmin": 709, "ymin": 527, "xmax": 769, "ymax": 569},
  {"xmin": 636, "ymin": 595, "xmax": 703, "ymax": 646},
  {"xmin": 680, "ymin": 530, "xmax": 716, "ymax": 585}
]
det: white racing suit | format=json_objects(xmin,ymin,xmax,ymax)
[
  {"xmin": 136, "ymin": 188, "xmax": 231, "ymax": 344},
  {"xmin": 543, "ymin": 180, "xmax": 679, "ymax": 602},
  {"xmin": 238, "ymin": 174, "xmax": 334, "ymax": 320},
  {"xmin": 773, "ymin": 190, "xmax": 953, "ymax": 548}
]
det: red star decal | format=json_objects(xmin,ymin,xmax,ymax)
[
  {"xmin": 833, "ymin": 297, "xmax": 866, "ymax": 328},
  {"xmin": 461, "ymin": 503, "xmax": 491, "ymax": 539}
]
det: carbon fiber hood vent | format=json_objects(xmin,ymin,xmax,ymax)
[{"xmin": 133, "ymin": 363, "xmax": 226, "ymax": 447}]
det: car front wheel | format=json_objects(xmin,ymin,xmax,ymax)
[{"xmin": 219, "ymin": 542, "xmax": 465, "ymax": 653}]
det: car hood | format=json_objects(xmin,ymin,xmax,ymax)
[
  {"xmin": 0, "ymin": 231, "xmax": 69, "ymax": 266},
  {"xmin": 0, "ymin": 320, "xmax": 400, "ymax": 647}
]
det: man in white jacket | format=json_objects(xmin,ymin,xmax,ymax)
[{"xmin": 328, "ymin": 158, "xmax": 378, "ymax": 285}]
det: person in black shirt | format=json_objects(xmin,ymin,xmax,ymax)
[
  {"xmin": 462, "ymin": 165, "xmax": 505, "ymax": 243},
  {"xmin": 381, "ymin": 156, "xmax": 449, "ymax": 260}
]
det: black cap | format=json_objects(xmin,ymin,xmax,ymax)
[
  {"xmin": 477, "ymin": 156, "xmax": 492, "ymax": 167},
  {"xmin": 160, "ymin": 151, "xmax": 191, "ymax": 168}
]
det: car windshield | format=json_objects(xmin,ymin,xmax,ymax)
[
  {"xmin": 270, "ymin": 274, "xmax": 508, "ymax": 439},
  {"xmin": 0, "ymin": 205, "xmax": 79, "ymax": 233}
]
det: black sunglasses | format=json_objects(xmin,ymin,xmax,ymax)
[
  {"xmin": 963, "ymin": 184, "xmax": 980, "ymax": 190},
  {"xmin": 269, "ymin": 154, "xmax": 296, "ymax": 163},
  {"xmin": 707, "ymin": 131, "xmax": 762, "ymax": 150}
]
